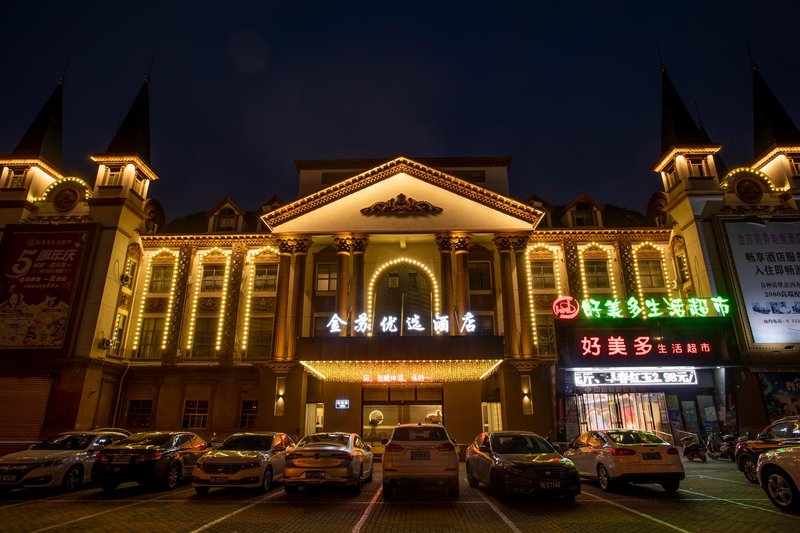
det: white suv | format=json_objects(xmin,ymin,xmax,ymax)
[{"xmin": 381, "ymin": 423, "xmax": 459, "ymax": 499}]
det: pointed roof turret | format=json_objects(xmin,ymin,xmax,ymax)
[
  {"xmin": 10, "ymin": 79, "xmax": 63, "ymax": 169},
  {"xmin": 660, "ymin": 67, "xmax": 708, "ymax": 154},
  {"xmin": 753, "ymin": 66, "xmax": 800, "ymax": 159},
  {"xmin": 106, "ymin": 77, "xmax": 151, "ymax": 163}
]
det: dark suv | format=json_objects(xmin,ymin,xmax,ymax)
[{"xmin": 735, "ymin": 416, "xmax": 800, "ymax": 483}]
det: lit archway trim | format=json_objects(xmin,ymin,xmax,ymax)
[
  {"xmin": 721, "ymin": 166, "xmax": 780, "ymax": 192},
  {"xmin": 525, "ymin": 244, "xmax": 563, "ymax": 348},
  {"xmin": 132, "ymin": 248, "xmax": 179, "ymax": 353},
  {"xmin": 366, "ymin": 257, "xmax": 441, "ymax": 336},
  {"xmin": 299, "ymin": 359, "xmax": 503, "ymax": 383},
  {"xmin": 631, "ymin": 242, "xmax": 672, "ymax": 318},
  {"xmin": 36, "ymin": 176, "xmax": 94, "ymax": 202},
  {"xmin": 578, "ymin": 243, "xmax": 618, "ymax": 300},
  {"xmin": 241, "ymin": 246, "xmax": 281, "ymax": 352},
  {"xmin": 185, "ymin": 247, "xmax": 232, "ymax": 354}
]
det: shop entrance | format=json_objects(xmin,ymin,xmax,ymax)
[
  {"xmin": 576, "ymin": 392, "xmax": 672, "ymax": 439},
  {"xmin": 362, "ymin": 385, "xmax": 443, "ymax": 448}
]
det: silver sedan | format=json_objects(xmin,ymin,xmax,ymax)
[{"xmin": 284, "ymin": 432, "xmax": 373, "ymax": 494}]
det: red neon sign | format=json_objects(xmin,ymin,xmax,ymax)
[{"xmin": 553, "ymin": 296, "xmax": 580, "ymax": 320}]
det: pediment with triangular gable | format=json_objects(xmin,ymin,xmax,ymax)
[{"xmin": 264, "ymin": 157, "xmax": 543, "ymax": 234}]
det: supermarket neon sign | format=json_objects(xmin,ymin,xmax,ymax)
[
  {"xmin": 573, "ymin": 367, "xmax": 698, "ymax": 386},
  {"xmin": 553, "ymin": 296, "xmax": 730, "ymax": 320}
]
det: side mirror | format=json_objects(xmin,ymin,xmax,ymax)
[
  {"xmin": 479, "ymin": 443, "xmax": 491, "ymax": 453},
  {"xmin": 757, "ymin": 433, "xmax": 767, "ymax": 440},
  {"xmin": 364, "ymin": 444, "xmax": 372, "ymax": 452}
]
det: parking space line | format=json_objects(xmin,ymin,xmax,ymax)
[
  {"xmin": 351, "ymin": 485, "xmax": 382, "ymax": 532},
  {"xmin": 30, "ymin": 487, "xmax": 194, "ymax": 532},
  {"xmin": 188, "ymin": 490, "xmax": 284, "ymax": 533},
  {"xmin": 678, "ymin": 488, "xmax": 800, "ymax": 519},
  {"xmin": 475, "ymin": 491, "xmax": 521, "ymax": 533},
  {"xmin": 581, "ymin": 492, "xmax": 691, "ymax": 532},
  {"xmin": 694, "ymin": 474, "xmax": 750, "ymax": 485}
]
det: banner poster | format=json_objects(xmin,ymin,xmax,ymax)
[
  {"xmin": 0, "ymin": 226, "xmax": 94, "ymax": 349},
  {"xmin": 758, "ymin": 372, "xmax": 800, "ymax": 422},
  {"xmin": 724, "ymin": 220, "xmax": 800, "ymax": 344}
]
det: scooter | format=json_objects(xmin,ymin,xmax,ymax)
[
  {"xmin": 680, "ymin": 436, "xmax": 707, "ymax": 462},
  {"xmin": 718, "ymin": 433, "xmax": 739, "ymax": 461},
  {"xmin": 706, "ymin": 432, "xmax": 723, "ymax": 459}
]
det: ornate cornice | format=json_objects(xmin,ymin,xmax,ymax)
[
  {"xmin": 360, "ymin": 193, "xmax": 443, "ymax": 217},
  {"xmin": 141, "ymin": 234, "xmax": 275, "ymax": 249},
  {"xmin": 530, "ymin": 228, "xmax": 672, "ymax": 243}
]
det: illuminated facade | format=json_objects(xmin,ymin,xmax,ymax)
[{"xmin": 1, "ymin": 65, "xmax": 797, "ymax": 452}]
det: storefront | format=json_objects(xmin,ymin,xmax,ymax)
[{"xmin": 553, "ymin": 298, "xmax": 737, "ymax": 443}]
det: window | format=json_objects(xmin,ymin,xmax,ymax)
[
  {"xmin": 192, "ymin": 317, "xmax": 217, "ymax": 357},
  {"xmin": 530, "ymin": 260, "xmax": 555, "ymax": 289},
  {"xmin": 149, "ymin": 265, "xmax": 173, "ymax": 293},
  {"xmin": 104, "ymin": 166, "xmax": 122, "ymax": 186},
  {"xmin": 687, "ymin": 158, "xmax": 707, "ymax": 177},
  {"xmin": 584, "ymin": 259, "xmax": 610, "ymax": 289},
  {"xmin": 126, "ymin": 399, "xmax": 153, "ymax": 428},
  {"xmin": 676, "ymin": 255, "xmax": 691, "ymax": 285},
  {"xmin": 388, "ymin": 273, "xmax": 399, "ymax": 288},
  {"xmin": 247, "ymin": 316, "xmax": 274, "ymax": 357},
  {"xmin": 536, "ymin": 324, "xmax": 557, "ymax": 355},
  {"xmin": 468, "ymin": 262, "xmax": 492, "ymax": 291},
  {"xmin": 201, "ymin": 264, "xmax": 225, "ymax": 292},
  {"xmin": 316, "ymin": 263, "xmax": 337, "ymax": 292},
  {"xmin": 112, "ymin": 313, "xmax": 126, "ymax": 356},
  {"xmin": 182, "ymin": 400, "xmax": 209, "ymax": 429},
  {"xmin": 637, "ymin": 259, "xmax": 665, "ymax": 288},
  {"xmin": 472, "ymin": 314, "xmax": 495, "ymax": 336},
  {"xmin": 573, "ymin": 202, "xmax": 595, "ymax": 227},
  {"xmin": 240, "ymin": 400, "xmax": 259, "ymax": 429},
  {"xmin": 253, "ymin": 264, "xmax": 278, "ymax": 292},
  {"xmin": 215, "ymin": 207, "xmax": 236, "ymax": 231},
  {"xmin": 138, "ymin": 317, "xmax": 165, "ymax": 359},
  {"xmin": 5, "ymin": 167, "xmax": 25, "ymax": 188},
  {"xmin": 790, "ymin": 157, "xmax": 800, "ymax": 176}
]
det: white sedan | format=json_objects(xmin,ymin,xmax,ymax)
[
  {"xmin": 757, "ymin": 445, "xmax": 800, "ymax": 512},
  {"xmin": 563, "ymin": 429, "xmax": 684, "ymax": 492},
  {"xmin": 284, "ymin": 432, "xmax": 373, "ymax": 494},
  {"xmin": 0, "ymin": 431, "xmax": 128, "ymax": 492}
]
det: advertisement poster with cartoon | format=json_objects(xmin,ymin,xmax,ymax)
[
  {"xmin": 759, "ymin": 373, "xmax": 800, "ymax": 422},
  {"xmin": 0, "ymin": 226, "xmax": 93, "ymax": 349}
]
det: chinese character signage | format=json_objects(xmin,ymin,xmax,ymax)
[
  {"xmin": 334, "ymin": 399, "xmax": 350, "ymax": 409},
  {"xmin": 554, "ymin": 319, "xmax": 732, "ymax": 368},
  {"xmin": 553, "ymin": 295, "xmax": 730, "ymax": 320},
  {"xmin": 0, "ymin": 225, "xmax": 96, "ymax": 349},
  {"xmin": 325, "ymin": 311, "xmax": 472, "ymax": 335},
  {"xmin": 723, "ymin": 220, "xmax": 800, "ymax": 344},
  {"xmin": 574, "ymin": 368, "xmax": 698, "ymax": 387}
]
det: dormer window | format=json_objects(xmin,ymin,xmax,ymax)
[
  {"xmin": 573, "ymin": 202, "xmax": 596, "ymax": 227},
  {"xmin": 215, "ymin": 207, "xmax": 237, "ymax": 232},
  {"xmin": 104, "ymin": 166, "xmax": 123, "ymax": 186},
  {"xmin": 687, "ymin": 158, "xmax": 708, "ymax": 177},
  {"xmin": 788, "ymin": 155, "xmax": 800, "ymax": 176},
  {"xmin": 4, "ymin": 167, "xmax": 26, "ymax": 188},
  {"xmin": 664, "ymin": 164, "xmax": 678, "ymax": 190}
]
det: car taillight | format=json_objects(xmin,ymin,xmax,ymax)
[
  {"xmin": 667, "ymin": 447, "xmax": 679, "ymax": 455},
  {"xmin": 436, "ymin": 442, "xmax": 456, "ymax": 452},
  {"xmin": 331, "ymin": 452, "xmax": 353, "ymax": 460},
  {"xmin": 384, "ymin": 442, "xmax": 404, "ymax": 452},
  {"xmin": 286, "ymin": 453, "xmax": 298, "ymax": 461},
  {"xmin": 608, "ymin": 447, "xmax": 636, "ymax": 456},
  {"xmin": 136, "ymin": 451, "xmax": 164, "ymax": 462},
  {"xmin": 95, "ymin": 452, "xmax": 110, "ymax": 463}
]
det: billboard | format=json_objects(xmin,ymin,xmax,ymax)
[
  {"xmin": 0, "ymin": 225, "xmax": 96, "ymax": 349},
  {"xmin": 723, "ymin": 220, "xmax": 800, "ymax": 344}
]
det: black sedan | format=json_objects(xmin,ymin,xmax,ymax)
[
  {"xmin": 92, "ymin": 431, "xmax": 210, "ymax": 491},
  {"xmin": 465, "ymin": 431, "xmax": 581, "ymax": 501}
]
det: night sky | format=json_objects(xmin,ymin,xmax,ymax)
[{"xmin": 1, "ymin": 1, "xmax": 798, "ymax": 221}]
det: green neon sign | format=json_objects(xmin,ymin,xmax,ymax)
[{"xmin": 577, "ymin": 296, "xmax": 730, "ymax": 319}]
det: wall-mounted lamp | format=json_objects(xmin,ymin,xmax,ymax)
[
  {"xmin": 274, "ymin": 376, "xmax": 286, "ymax": 416},
  {"xmin": 521, "ymin": 375, "xmax": 533, "ymax": 415}
]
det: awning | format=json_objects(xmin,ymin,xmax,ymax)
[{"xmin": 299, "ymin": 359, "xmax": 503, "ymax": 383}]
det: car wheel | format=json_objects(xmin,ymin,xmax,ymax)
[
  {"xmin": 491, "ymin": 470, "xmax": 507, "ymax": 498},
  {"xmin": 261, "ymin": 467, "xmax": 273, "ymax": 493},
  {"xmin": 195, "ymin": 486, "xmax": 210, "ymax": 494},
  {"xmin": 351, "ymin": 466, "xmax": 364, "ymax": 495},
  {"xmin": 366, "ymin": 465, "xmax": 373, "ymax": 483},
  {"xmin": 466, "ymin": 464, "xmax": 479, "ymax": 488},
  {"xmin": 562, "ymin": 492, "xmax": 576, "ymax": 503},
  {"xmin": 763, "ymin": 467, "xmax": 800, "ymax": 512},
  {"xmin": 62, "ymin": 465, "xmax": 83, "ymax": 492},
  {"xmin": 164, "ymin": 462, "xmax": 181, "ymax": 490},
  {"xmin": 740, "ymin": 456, "xmax": 759, "ymax": 484},
  {"xmin": 662, "ymin": 481, "xmax": 680, "ymax": 492},
  {"xmin": 597, "ymin": 465, "xmax": 613, "ymax": 491},
  {"xmin": 448, "ymin": 478, "xmax": 459, "ymax": 499},
  {"xmin": 700, "ymin": 452, "xmax": 707, "ymax": 462},
  {"xmin": 382, "ymin": 481, "xmax": 394, "ymax": 498},
  {"xmin": 101, "ymin": 481, "xmax": 118, "ymax": 492},
  {"xmin": 284, "ymin": 484, "xmax": 299, "ymax": 494}
]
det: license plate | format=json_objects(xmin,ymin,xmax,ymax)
[
  {"xmin": 211, "ymin": 476, "xmax": 228, "ymax": 484},
  {"xmin": 411, "ymin": 450, "xmax": 431, "ymax": 461},
  {"xmin": 306, "ymin": 471, "xmax": 325, "ymax": 479},
  {"xmin": 538, "ymin": 480, "xmax": 562, "ymax": 489},
  {"xmin": 112, "ymin": 455, "xmax": 130, "ymax": 464},
  {"xmin": 642, "ymin": 452, "xmax": 661, "ymax": 460},
  {"xmin": 0, "ymin": 474, "xmax": 17, "ymax": 482}
]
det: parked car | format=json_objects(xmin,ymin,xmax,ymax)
[
  {"xmin": 284, "ymin": 432, "xmax": 373, "ymax": 494},
  {"xmin": 193, "ymin": 432, "xmax": 293, "ymax": 493},
  {"xmin": 91, "ymin": 427, "xmax": 132, "ymax": 437},
  {"xmin": 757, "ymin": 445, "xmax": 800, "ymax": 512},
  {"xmin": 93, "ymin": 431, "xmax": 210, "ymax": 491},
  {"xmin": 736, "ymin": 416, "xmax": 800, "ymax": 484},
  {"xmin": 563, "ymin": 429, "xmax": 684, "ymax": 492},
  {"xmin": 465, "ymin": 431, "xmax": 580, "ymax": 501},
  {"xmin": 0, "ymin": 430, "xmax": 127, "ymax": 493},
  {"xmin": 381, "ymin": 423, "xmax": 459, "ymax": 499}
]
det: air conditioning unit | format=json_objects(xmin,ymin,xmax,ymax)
[
  {"xmin": 120, "ymin": 273, "xmax": 132, "ymax": 286},
  {"xmin": 98, "ymin": 338, "xmax": 113, "ymax": 350}
]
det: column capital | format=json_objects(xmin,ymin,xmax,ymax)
[
  {"xmin": 351, "ymin": 234, "xmax": 369, "ymax": 253},
  {"xmin": 334, "ymin": 234, "xmax": 354, "ymax": 253},
  {"xmin": 276, "ymin": 236, "xmax": 311, "ymax": 254},
  {"xmin": 493, "ymin": 232, "xmax": 530, "ymax": 252},
  {"xmin": 449, "ymin": 232, "xmax": 472, "ymax": 252}
]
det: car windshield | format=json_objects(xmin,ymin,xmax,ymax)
[
  {"xmin": 392, "ymin": 427, "xmax": 448, "ymax": 442},
  {"xmin": 32, "ymin": 434, "xmax": 92, "ymax": 450},
  {"xmin": 117, "ymin": 433, "xmax": 174, "ymax": 446},
  {"xmin": 297, "ymin": 434, "xmax": 349, "ymax": 447},
  {"xmin": 220, "ymin": 435, "xmax": 273, "ymax": 451},
  {"xmin": 607, "ymin": 431, "xmax": 664, "ymax": 445},
  {"xmin": 491, "ymin": 434, "xmax": 554, "ymax": 454}
]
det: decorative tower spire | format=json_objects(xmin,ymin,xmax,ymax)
[
  {"xmin": 659, "ymin": 66, "xmax": 708, "ymax": 155},
  {"xmin": 752, "ymin": 65, "xmax": 800, "ymax": 160},
  {"xmin": 106, "ymin": 76, "xmax": 151, "ymax": 164},
  {"xmin": 10, "ymin": 79, "xmax": 64, "ymax": 170}
]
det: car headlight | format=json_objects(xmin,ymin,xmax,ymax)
[
  {"xmin": 498, "ymin": 462, "xmax": 525, "ymax": 476},
  {"xmin": 243, "ymin": 460, "xmax": 263, "ymax": 469},
  {"xmin": 195, "ymin": 461, "xmax": 206, "ymax": 471},
  {"xmin": 561, "ymin": 459, "xmax": 577, "ymax": 471},
  {"xmin": 40, "ymin": 458, "xmax": 69, "ymax": 468}
]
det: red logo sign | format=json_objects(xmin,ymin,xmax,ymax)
[{"xmin": 553, "ymin": 296, "xmax": 580, "ymax": 320}]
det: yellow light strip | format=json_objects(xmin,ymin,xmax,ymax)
[
  {"xmin": 241, "ymin": 247, "xmax": 281, "ymax": 352},
  {"xmin": 0, "ymin": 158, "xmax": 65, "ymax": 180},
  {"xmin": 299, "ymin": 359, "xmax": 503, "ymax": 383},
  {"xmin": 34, "ymin": 176, "xmax": 94, "ymax": 201},
  {"xmin": 631, "ymin": 242, "xmax": 671, "ymax": 319},
  {"xmin": 525, "ymin": 244, "xmax": 563, "ymax": 349},
  {"xmin": 652, "ymin": 146, "xmax": 721, "ymax": 172},
  {"xmin": 752, "ymin": 146, "xmax": 800, "ymax": 170},
  {"xmin": 132, "ymin": 248, "xmax": 178, "ymax": 353},
  {"xmin": 366, "ymin": 257, "xmax": 441, "ymax": 336},
  {"xmin": 578, "ymin": 243, "xmax": 617, "ymax": 300},
  {"xmin": 185, "ymin": 247, "xmax": 231, "ymax": 353},
  {"xmin": 720, "ymin": 166, "xmax": 782, "ymax": 191}
]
